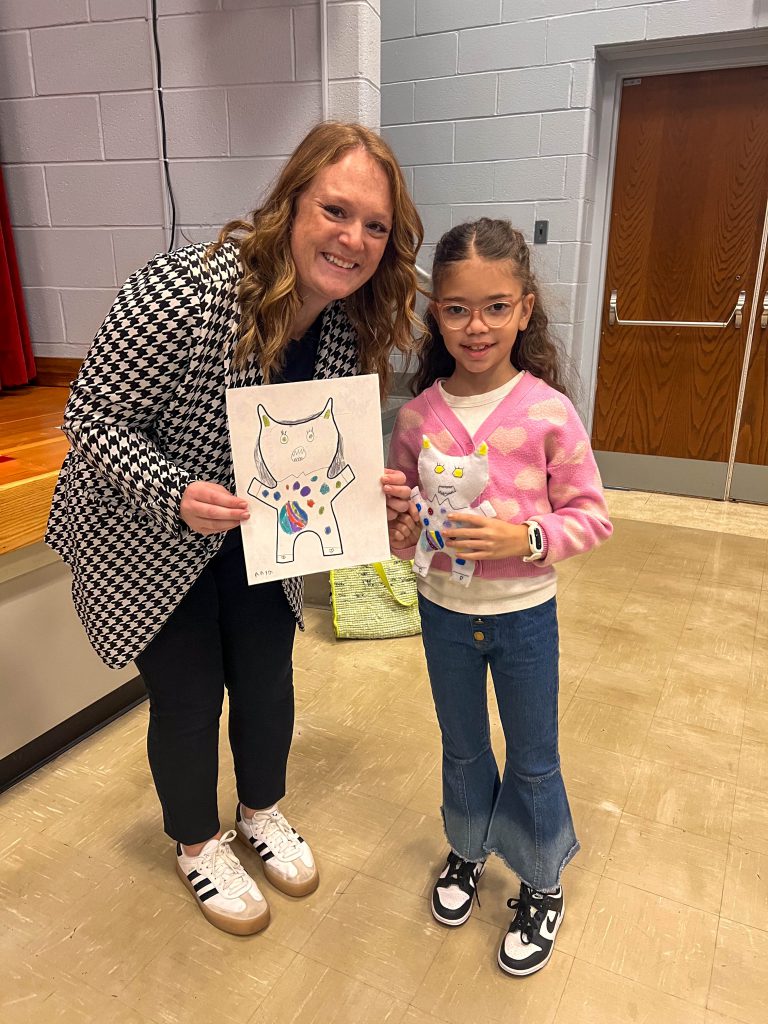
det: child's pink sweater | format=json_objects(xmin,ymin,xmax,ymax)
[{"xmin": 387, "ymin": 374, "xmax": 612, "ymax": 577}]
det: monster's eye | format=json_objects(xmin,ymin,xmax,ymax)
[
  {"xmin": 453, "ymin": 467, "xmax": 464, "ymax": 478},
  {"xmin": 306, "ymin": 428, "xmax": 315, "ymax": 442},
  {"xmin": 280, "ymin": 430, "xmax": 288, "ymax": 444},
  {"xmin": 434, "ymin": 464, "xmax": 445, "ymax": 474}
]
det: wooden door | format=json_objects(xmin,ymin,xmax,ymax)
[{"xmin": 592, "ymin": 66, "xmax": 768, "ymax": 500}]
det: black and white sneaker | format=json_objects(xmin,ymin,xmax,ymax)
[
  {"xmin": 498, "ymin": 883, "xmax": 564, "ymax": 976},
  {"xmin": 431, "ymin": 850, "xmax": 485, "ymax": 926}
]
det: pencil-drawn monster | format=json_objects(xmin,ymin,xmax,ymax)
[
  {"xmin": 412, "ymin": 435, "xmax": 496, "ymax": 586},
  {"xmin": 248, "ymin": 398, "xmax": 355, "ymax": 563}
]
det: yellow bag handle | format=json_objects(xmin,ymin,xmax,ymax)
[{"xmin": 373, "ymin": 562, "xmax": 419, "ymax": 609}]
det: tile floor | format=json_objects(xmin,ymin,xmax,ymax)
[{"xmin": 2, "ymin": 490, "xmax": 767, "ymax": 1024}]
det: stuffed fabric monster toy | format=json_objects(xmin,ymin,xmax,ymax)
[
  {"xmin": 248, "ymin": 397, "xmax": 355, "ymax": 563},
  {"xmin": 412, "ymin": 436, "xmax": 496, "ymax": 586}
]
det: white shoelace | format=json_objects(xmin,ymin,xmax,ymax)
[
  {"xmin": 256, "ymin": 810, "xmax": 302, "ymax": 861},
  {"xmin": 196, "ymin": 830, "xmax": 251, "ymax": 897}
]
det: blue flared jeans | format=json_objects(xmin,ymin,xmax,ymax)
[{"xmin": 418, "ymin": 593, "xmax": 578, "ymax": 892}]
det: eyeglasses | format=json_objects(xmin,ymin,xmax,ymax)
[{"xmin": 436, "ymin": 297, "xmax": 523, "ymax": 331}]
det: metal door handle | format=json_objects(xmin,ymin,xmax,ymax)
[
  {"xmin": 608, "ymin": 289, "xmax": 746, "ymax": 329},
  {"xmin": 761, "ymin": 291, "xmax": 767, "ymax": 329}
]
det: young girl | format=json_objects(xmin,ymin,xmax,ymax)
[{"xmin": 387, "ymin": 219, "xmax": 612, "ymax": 976}]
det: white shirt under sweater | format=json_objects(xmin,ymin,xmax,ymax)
[{"xmin": 417, "ymin": 373, "xmax": 557, "ymax": 615}]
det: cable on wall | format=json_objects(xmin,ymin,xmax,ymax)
[{"xmin": 148, "ymin": 0, "xmax": 178, "ymax": 251}]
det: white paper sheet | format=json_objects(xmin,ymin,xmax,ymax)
[{"xmin": 227, "ymin": 374, "xmax": 391, "ymax": 584}]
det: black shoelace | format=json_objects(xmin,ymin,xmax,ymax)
[
  {"xmin": 506, "ymin": 884, "xmax": 558, "ymax": 945},
  {"xmin": 440, "ymin": 851, "xmax": 482, "ymax": 908}
]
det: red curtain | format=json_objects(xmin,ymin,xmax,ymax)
[{"xmin": 0, "ymin": 166, "xmax": 35, "ymax": 389}]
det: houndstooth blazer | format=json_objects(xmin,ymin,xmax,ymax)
[{"xmin": 45, "ymin": 242, "xmax": 361, "ymax": 670}]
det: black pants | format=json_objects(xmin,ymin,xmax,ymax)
[{"xmin": 135, "ymin": 532, "xmax": 296, "ymax": 845}]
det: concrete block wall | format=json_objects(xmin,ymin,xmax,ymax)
[
  {"xmin": 0, "ymin": 0, "xmax": 380, "ymax": 359},
  {"xmin": 381, "ymin": 0, "xmax": 764, "ymax": 384}
]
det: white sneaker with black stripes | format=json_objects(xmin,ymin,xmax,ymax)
[
  {"xmin": 176, "ymin": 829, "xmax": 269, "ymax": 935},
  {"xmin": 498, "ymin": 882, "xmax": 564, "ymax": 976},
  {"xmin": 235, "ymin": 803, "xmax": 319, "ymax": 897}
]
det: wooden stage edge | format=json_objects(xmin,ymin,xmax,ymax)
[
  {"xmin": 33, "ymin": 357, "xmax": 83, "ymax": 388},
  {"xmin": 1, "ymin": 382, "xmax": 72, "ymax": 555}
]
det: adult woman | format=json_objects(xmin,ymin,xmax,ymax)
[{"xmin": 46, "ymin": 122, "xmax": 421, "ymax": 935}]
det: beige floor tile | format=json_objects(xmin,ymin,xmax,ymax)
[
  {"xmin": 325, "ymin": 726, "xmax": 439, "ymax": 807},
  {"xmin": 0, "ymin": 833, "xmax": 115, "ymax": 946},
  {"xmin": 709, "ymin": 919, "xmax": 768, "ymax": 1024},
  {"xmin": 575, "ymin": 876, "xmax": 718, "ymax": 1005},
  {"xmin": 630, "ymin": 569, "xmax": 700, "ymax": 602},
  {"xmin": 24, "ymin": 868, "xmax": 189, "ymax": 999},
  {"xmin": 559, "ymin": 736, "xmax": 639, "ymax": 808},
  {"xmin": 120, "ymin": 925, "xmax": 296, "ymax": 1024},
  {"xmin": 280, "ymin": 779, "xmax": 404, "ymax": 872},
  {"xmin": 641, "ymin": 719, "xmax": 740, "ymax": 783},
  {"xmin": 737, "ymin": 738, "xmax": 768, "ymax": 793},
  {"xmin": 243, "ymin": 854, "xmax": 354, "ymax": 955},
  {"xmin": 675, "ymin": 625, "xmax": 754, "ymax": 670},
  {"xmin": 576, "ymin": 663, "xmax": 665, "ymax": 714},
  {"xmin": 624, "ymin": 760, "xmax": 734, "ymax": 842},
  {"xmin": 560, "ymin": 697, "xmax": 652, "ymax": 757},
  {"xmin": 731, "ymin": 786, "xmax": 768, "ymax": 856},
  {"xmin": 554, "ymin": 959, "xmax": 709, "ymax": 1024},
  {"xmin": 569, "ymin": 796, "xmax": 622, "ymax": 875},
  {"xmin": 300, "ymin": 875, "xmax": 445, "ymax": 1002},
  {"xmin": 556, "ymin": 581, "xmax": 624, "ymax": 639},
  {"xmin": 743, "ymin": 699, "xmax": 768, "ymax": 744},
  {"xmin": 411, "ymin": 915, "xmax": 572, "ymax": 1024},
  {"xmin": 721, "ymin": 845, "xmax": 768, "ymax": 933},
  {"xmin": 254, "ymin": 954, "xmax": 407, "ymax": 1024},
  {"xmin": 400, "ymin": 1008, "xmax": 450, "ymax": 1024},
  {"xmin": 605, "ymin": 813, "xmax": 728, "ymax": 914},
  {"xmin": 0, "ymin": 942, "xmax": 153, "ymax": 1024},
  {"xmin": 685, "ymin": 583, "xmax": 761, "ymax": 640},
  {"xmin": 591, "ymin": 627, "xmax": 678, "ymax": 677},
  {"xmin": 361, "ymin": 807, "xmax": 446, "ymax": 900},
  {"xmin": 406, "ymin": 767, "xmax": 443, "ymax": 818},
  {"xmin": 655, "ymin": 677, "xmax": 746, "ymax": 737}
]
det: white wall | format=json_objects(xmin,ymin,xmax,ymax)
[
  {"xmin": 380, "ymin": 0, "xmax": 767, "ymax": 389},
  {"xmin": 0, "ymin": 0, "xmax": 381, "ymax": 360}
]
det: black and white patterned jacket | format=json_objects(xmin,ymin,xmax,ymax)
[{"xmin": 45, "ymin": 242, "xmax": 360, "ymax": 669}]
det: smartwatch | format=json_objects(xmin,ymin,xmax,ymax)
[{"xmin": 523, "ymin": 520, "xmax": 545, "ymax": 562}]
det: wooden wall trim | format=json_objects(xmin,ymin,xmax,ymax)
[{"xmin": 34, "ymin": 357, "xmax": 82, "ymax": 387}]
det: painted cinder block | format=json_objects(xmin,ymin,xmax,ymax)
[
  {"xmin": 455, "ymin": 114, "xmax": 540, "ymax": 163},
  {"xmin": 0, "ymin": 96, "xmax": 101, "ymax": 163},
  {"xmin": 30, "ymin": 21, "xmax": 152, "ymax": 93},
  {"xmin": 382, "ymin": 122, "xmax": 454, "ymax": 166},
  {"xmin": 382, "ymin": 33, "xmax": 458, "ymax": 84},
  {"xmin": 414, "ymin": 162, "xmax": 493, "ymax": 204},
  {"xmin": 497, "ymin": 64, "xmax": 572, "ymax": 115},
  {"xmin": 156, "ymin": 9, "xmax": 292, "ymax": 87},
  {"xmin": 46, "ymin": 163, "xmax": 164, "ymax": 226},
  {"xmin": 14, "ymin": 228, "xmax": 117, "ymax": 288},
  {"xmin": 458, "ymin": 20, "xmax": 546, "ymax": 74},
  {"xmin": 415, "ymin": 72, "xmax": 496, "ymax": 121},
  {"xmin": 2, "ymin": 166, "xmax": 50, "ymax": 227}
]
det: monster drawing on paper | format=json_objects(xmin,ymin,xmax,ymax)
[{"xmin": 248, "ymin": 398, "xmax": 355, "ymax": 563}]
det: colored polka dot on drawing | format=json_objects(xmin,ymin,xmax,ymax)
[
  {"xmin": 320, "ymin": 483, "xmax": 330, "ymax": 494},
  {"xmin": 300, "ymin": 486, "xmax": 311, "ymax": 496}
]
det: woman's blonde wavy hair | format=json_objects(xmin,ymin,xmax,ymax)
[{"xmin": 209, "ymin": 121, "xmax": 424, "ymax": 398}]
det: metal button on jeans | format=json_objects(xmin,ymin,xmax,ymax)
[{"xmin": 473, "ymin": 630, "xmax": 485, "ymax": 641}]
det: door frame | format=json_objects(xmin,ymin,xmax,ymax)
[{"xmin": 582, "ymin": 29, "xmax": 768, "ymax": 461}]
